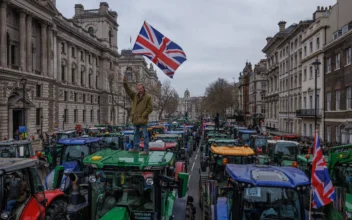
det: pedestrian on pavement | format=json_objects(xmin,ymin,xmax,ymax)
[
  {"xmin": 214, "ymin": 112, "xmax": 220, "ymax": 131},
  {"xmin": 123, "ymin": 75, "xmax": 153, "ymax": 155}
]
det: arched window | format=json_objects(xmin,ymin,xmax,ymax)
[{"xmin": 88, "ymin": 27, "xmax": 94, "ymax": 36}]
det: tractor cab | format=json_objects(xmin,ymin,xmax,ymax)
[
  {"xmin": 249, "ymin": 135, "xmax": 272, "ymax": 155},
  {"xmin": 150, "ymin": 134, "xmax": 187, "ymax": 164},
  {"xmin": 267, "ymin": 140, "xmax": 299, "ymax": 167},
  {"xmin": 65, "ymin": 149, "xmax": 195, "ymax": 220},
  {"xmin": 44, "ymin": 137, "xmax": 103, "ymax": 193},
  {"xmin": 0, "ymin": 158, "xmax": 67, "ymax": 220},
  {"xmin": 237, "ymin": 130, "xmax": 257, "ymax": 145},
  {"xmin": 99, "ymin": 132, "xmax": 124, "ymax": 150},
  {"xmin": 0, "ymin": 140, "xmax": 34, "ymax": 158},
  {"xmin": 54, "ymin": 130, "xmax": 78, "ymax": 141},
  {"xmin": 212, "ymin": 164, "xmax": 310, "ymax": 220}
]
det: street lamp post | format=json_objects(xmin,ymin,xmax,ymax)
[
  {"xmin": 312, "ymin": 58, "xmax": 321, "ymax": 131},
  {"xmin": 20, "ymin": 77, "xmax": 27, "ymax": 127},
  {"xmin": 62, "ymin": 114, "xmax": 65, "ymax": 130}
]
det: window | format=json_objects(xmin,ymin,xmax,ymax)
[
  {"xmin": 309, "ymin": 96, "xmax": 313, "ymax": 109},
  {"xmin": 61, "ymin": 42, "xmax": 65, "ymax": 53},
  {"xmin": 72, "ymin": 68, "xmax": 75, "ymax": 84},
  {"xmin": 304, "ymin": 46, "xmax": 307, "ymax": 56},
  {"xmin": 97, "ymin": 110, "xmax": 100, "ymax": 122},
  {"xmin": 336, "ymin": 90, "xmax": 340, "ymax": 110},
  {"xmin": 64, "ymin": 109, "xmax": 68, "ymax": 123},
  {"xmin": 72, "ymin": 47, "xmax": 75, "ymax": 58},
  {"xmin": 10, "ymin": 45, "xmax": 16, "ymax": 65},
  {"xmin": 109, "ymin": 30, "xmax": 112, "ymax": 44},
  {"xmin": 303, "ymin": 124, "xmax": 307, "ymax": 136},
  {"xmin": 327, "ymin": 126, "xmax": 331, "ymax": 142},
  {"xmin": 309, "ymin": 66, "xmax": 313, "ymax": 79},
  {"xmin": 96, "ymin": 75, "xmax": 99, "ymax": 89},
  {"xmin": 336, "ymin": 126, "xmax": 340, "ymax": 142},
  {"xmin": 74, "ymin": 109, "xmax": 77, "ymax": 123},
  {"xmin": 36, "ymin": 84, "xmax": 41, "ymax": 97},
  {"xmin": 83, "ymin": 94, "xmax": 86, "ymax": 103},
  {"xmin": 98, "ymin": 96, "xmax": 100, "ymax": 104},
  {"xmin": 91, "ymin": 95, "xmax": 93, "ymax": 104},
  {"xmin": 61, "ymin": 65, "xmax": 65, "ymax": 81},
  {"xmin": 291, "ymin": 42, "xmax": 293, "ymax": 50},
  {"xmin": 327, "ymin": 92, "xmax": 331, "ymax": 111},
  {"xmin": 74, "ymin": 93, "xmax": 77, "ymax": 102},
  {"xmin": 336, "ymin": 53, "xmax": 340, "ymax": 70},
  {"xmin": 327, "ymin": 58, "xmax": 331, "ymax": 73},
  {"xmin": 81, "ymin": 51, "xmax": 84, "ymax": 61},
  {"xmin": 347, "ymin": 87, "xmax": 351, "ymax": 109},
  {"xmin": 89, "ymin": 74, "xmax": 91, "ymax": 87},
  {"xmin": 88, "ymin": 27, "xmax": 94, "ymax": 36},
  {"xmin": 36, "ymin": 108, "xmax": 42, "ymax": 126},
  {"xmin": 96, "ymin": 58, "xmax": 99, "ymax": 67},
  {"xmin": 89, "ymin": 55, "xmax": 91, "ymax": 64},
  {"xmin": 64, "ymin": 91, "xmax": 68, "ymax": 101},
  {"xmin": 90, "ymin": 110, "xmax": 93, "ymax": 122},
  {"xmin": 346, "ymin": 48, "xmax": 351, "ymax": 65},
  {"xmin": 316, "ymin": 37, "xmax": 320, "ymax": 49},
  {"xmin": 309, "ymin": 124, "xmax": 313, "ymax": 137},
  {"xmin": 304, "ymin": 97, "xmax": 307, "ymax": 109},
  {"xmin": 83, "ymin": 110, "xmax": 86, "ymax": 122},
  {"xmin": 81, "ymin": 71, "xmax": 84, "ymax": 86},
  {"xmin": 304, "ymin": 68, "xmax": 307, "ymax": 81}
]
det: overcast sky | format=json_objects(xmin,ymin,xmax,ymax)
[{"xmin": 56, "ymin": 0, "xmax": 336, "ymax": 97}]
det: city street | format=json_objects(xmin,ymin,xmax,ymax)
[{"xmin": 187, "ymin": 145, "xmax": 202, "ymax": 220}]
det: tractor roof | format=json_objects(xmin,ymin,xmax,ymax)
[
  {"xmin": 122, "ymin": 130, "xmax": 135, "ymax": 135},
  {"xmin": 238, "ymin": 130, "xmax": 257, "ymax": 134},
  {"xmin": 58, "ymin": 137, "xmax": 102, "ymax": 145},
  {"xmin": 156, "ymin": 134, "xmax": 181, "ymax": 138},
  {"xmin": 166, "ymin": 131, "xmax": 184, "ymax": 134},
  {"xmin": 226, "ymin": 164, "xmax": 310, "ymax": 188},
  {"xmin": 276, "ymin": 140, "xmax": 299, "ymax": 145},
  {"xmin": 83, "ymin": 149, "xmax": 174, "ymax": 170},
  {"xmin": 0, "ymin": 158, "xmax": 39, "ymax": 173},
  {"xmin": 0, "ymin": 140, "xmax": 31, "ymax": 146},
  {"xmin": 211, "ymin": 146, "xmax": 255, "ymax": 156},
  {"xmin": 54, "ymin": 130, "xmax": 76, "ymax": 134}
]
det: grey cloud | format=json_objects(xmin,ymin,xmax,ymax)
[{"xmin": 56, "ymin": 0, "xmax": 336, "ymax": 96}]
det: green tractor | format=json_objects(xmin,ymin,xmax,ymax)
[
  {"xmin": 65, "ymin": 149, "xmax": 196, "ymax": 220},
  {"xmin": 98, "ymin": 132, "xmax": 124, "ymax": 150}
]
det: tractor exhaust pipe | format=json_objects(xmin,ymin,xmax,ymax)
[{"xmin": 68, "ymin": 173, "xmax": 80, "ymax": 205}]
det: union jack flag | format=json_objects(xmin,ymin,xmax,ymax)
[
  {"xmin": 132, "ymin": 21, "xmax": 187, "ymax": 78},
  {"xmin": 311, "ymin": 130, "xmax": 336, "ymax": 208}
]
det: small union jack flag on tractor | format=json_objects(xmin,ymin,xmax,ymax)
[{"xmin": 132, "ymin": 21, "xmax": 187, "ymax": 78}]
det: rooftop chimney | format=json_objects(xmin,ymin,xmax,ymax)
[
  {"xmin": 74, "ymin": 4, "xmax": 84, "ymax": 16},
  {"xmin": 278, "ymin": 21, "xmax": 287, "ymax": 33}
]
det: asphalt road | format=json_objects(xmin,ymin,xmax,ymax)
[{"xmin": 187, "ymin": 144, "xmax": 202, "ymax": 220}]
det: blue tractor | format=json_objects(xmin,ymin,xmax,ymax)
[
  {"xmin": 200, "ymin": 164, "xmax": 310, "ymax": 220},
  {"xmin": 237, "ymin": 130, "xmax": 257, "ymax": 145},
  {"xmin": 44, "ymin": 137, "xmax": 103, "ymax": 193}
]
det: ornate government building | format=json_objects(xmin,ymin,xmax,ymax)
[{"xmin": 0, "ymin": 0, "xmax": 160, "ymax": 140}]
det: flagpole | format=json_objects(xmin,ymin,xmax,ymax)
[{"xmin": 309, "ymin": 189, "xmax": 312, "ymax": 220}]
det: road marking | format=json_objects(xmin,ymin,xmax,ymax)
[
  {"xmin": 188, "ymin": 174, "xmax": 191, "ymax": 184},
  {"xmin": 197, "ymin": 148, "xmax": 200, "ymax": 153},
  {"xmin": 191, "ymin": 162, "xmax": 195, "ymax": 172},
  {"xmin": 195, "ymin": 154, "xmax": 198, "ymax": 160}
]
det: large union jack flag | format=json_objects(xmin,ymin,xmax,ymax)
[
  {"xmin": 311, "ymin": 130, "xmax": 336, "ymax": 208},
  {"xmin": 132, "ymin": 21, "xmax": 187, "ymax": 78}
]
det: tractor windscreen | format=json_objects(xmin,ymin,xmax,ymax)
[
  {"xmin": 63, "ymin": 145, "xmax": 89, "ymax": 162},
  {"xmin": 0, "ymin": 144, "xmax": 31, "ymax": 158},
  {"xmin": 56, "ymin": 133, "xmax": 70, "ymax": 140},
  {"xmin": 103, "ymin": 136, "xmax": 119, "ymax": 144},
  {"xmin": 92, "ymin": 170, "xmax": 155, "ymax": 219},
  {"xmin": 240, "ymin": 133, "xmax": 251, "ymax": 143},
  {"xmin": 156, "ymin": 137, "xmax": 178, "ymax": 143},
  {"xmin": 254, "ymin": 138, "xmax": 267, "ymax": 147},
  {"xmin": 274, "ymin": 143, "xmax": 298, "ymax": 160},
  {"xmin": 242, "ymin": 187, "xmax": 301, "ymax": 220}
]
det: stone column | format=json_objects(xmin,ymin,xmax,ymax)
[
  {"xmin": 47, "ymin": 25, "xmax": 53, "ymax": 77},
  {"xmin": 77, "ymin": 48, "xmax": 81, "ymax": 86},
  {"xmin": 67, "ymin": 43, "xmax": 71, "ymax": 84},
  {"xmin": 85, "ymin": 51, "xmax": 89, "ymax": 88},
  {"xmin": 0, "ymin": 1, "xmax": 8, "ymax": 67},
  {"xmin": 57, "ymin": 38, "xmax": 61, "ymax": 81},
  {"xmin": 41, "ymin": 23, "xmax": 47, "ymax": 76},
  {"xmin": 92, "ymin": 55, "xmax": 96, "ymax": 89},
  {"xmin": 26, "ymin": 14, "xmax": 32, "ymax": 72},
  {"xmin": 19, "ymin": 10, "xmax": 26, "ymax": 71}
]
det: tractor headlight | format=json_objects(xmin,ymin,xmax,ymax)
[
  {"xmin": 89, "ymin": 175, "xmax": 97, "ymax": 183},
  {"xmin": 146, "ymin": 177, "xmax": 154, "ymax": 185},
  {"xmin": 1, "ymin": 211, "xmax": 9, "ymax": 219}
]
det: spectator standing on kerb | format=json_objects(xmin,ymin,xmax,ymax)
[{"xmin": 123, "ymin": 76, "xmax": 153, "ymax": 155}]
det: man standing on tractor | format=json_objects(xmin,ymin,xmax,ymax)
[
  {"xmin": 214, "ymin": 112, "xmax": 220, "ymax": 131},
  {"xmin": 123, "ymin": 76, "xmax": 153, "ymax": 155}
]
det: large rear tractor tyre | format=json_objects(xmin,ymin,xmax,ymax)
[{"xmin": 45, "ymin": 199, "xmax": 68, "ymax": 220}]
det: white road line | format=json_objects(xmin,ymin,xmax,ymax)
[
  {"xmin": 188, "ymin": 175, "xmax": 191, "ymax": 184},
  {"xmin": 195, "ymin": 154, "xmax": 198, "ymax": 160},
  {"xmin": 191, "ymin": 162, "xmax": 195, "ymax": 172},
  {"xmin": 197, "ymin": 148, "xmax": 200, "ymax": 153}
]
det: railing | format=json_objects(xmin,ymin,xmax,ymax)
[{"xmin": 296, "ymin": 108, "xmax": 323, "ymax": 117}]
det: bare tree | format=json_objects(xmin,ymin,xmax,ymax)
[
  {"xmin": 202, "ymin": 78, "xmax": 236, "ymax": 116},
  {"xmin": 149, "ymin": 80, "xmax": 179, "ymax": 120}
]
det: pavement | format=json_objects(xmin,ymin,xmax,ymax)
[{"xmin": 187, "ymin": 144, "xmax": 202, "ymax": 220}]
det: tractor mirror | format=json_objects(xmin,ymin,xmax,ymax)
[{"xmin": 177, "ymin": 172, "xmax": 189, "ymax": 198}]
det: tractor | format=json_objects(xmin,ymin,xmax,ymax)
[
  {"xmin": 0, "ymin": 140, "xmax": 34, "ymax": 159},
  {"xmin": 202, "ymin": 164, "xmax": 311, "ymax": 220},
  {"xmin": 65, "ymin": 149, "xmax": 196, "ymax": 220},
  {"xmin": 0, "ymin": 158, "xmax": 68, "ymax": 220}
]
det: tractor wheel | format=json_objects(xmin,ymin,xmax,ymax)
[{"xmin": 45, "ymin": 199, "xmax": 68, "ymax": 220}]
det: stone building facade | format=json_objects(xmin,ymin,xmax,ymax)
[
  {"xmin": 237, "ymin": 62, "xmax": 251, "ymax": 125},
  {"xmin": 177, "ymin": 89, "xmax": 203, "ymax": 120},
  {"xmin": 277, "ymin": 20, "xmax": 312, "ymax": 135},
  {"xmin": 0, "ymin": 1, "xmax": 158, "ymax": 140},
  {"xmin": 248, "ymin": 59, "xmax": 267, "ymax": 126},
  {"xmin": 262, "ymin": 22, "xmax": 295, "ymax": 130}
]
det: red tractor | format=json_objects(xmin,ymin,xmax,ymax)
[{"xmin": 0, "ymin": 158, "xmax": 67, "ymax": 220}]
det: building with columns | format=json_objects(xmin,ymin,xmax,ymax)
[
  {"xmin": 177, "ymin": 89, "xmax": 203, "ymax": 120},
  {"xmin": 0, "ymin": 1, "xmax": 150, "ymax": 140}
]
